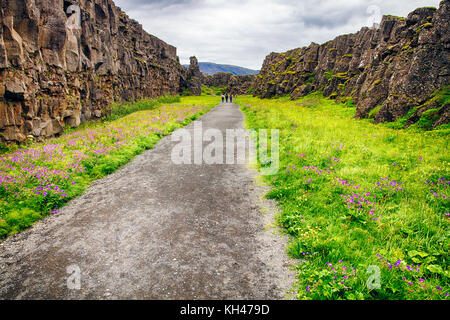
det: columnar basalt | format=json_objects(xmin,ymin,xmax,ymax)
[
  {"xmin": 185, "ymin": 56, "xmax": 203, "ymax": 96},
  {"xmin": 0, "ymin": 0, "xmax": 188, "ymax": 143},
  {"xmin": 253, "ymin": 1, "xmax": 449, "ymax": 127}
]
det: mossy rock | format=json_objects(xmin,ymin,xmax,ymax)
[
  {"xmin": 329, "ymin": 92, "xmax": 338, "ymax": 99},
  {"xmin": 417, "ymin": 108, "xmax": 440, "ymax": 130},
  {"xmin": 385, "ymin": 15, "xmax": 406, "ymax": 21},
  {"xmin": 334, "ymin": 72, "xmax": 348, "ymax": 79},
  {"xmin": 324, "ymin": 71, "xmax": 334, "ymax": 81},
  {"xmin": 368, "ymin": 105, "xmax": 382, "ymax": 119}
]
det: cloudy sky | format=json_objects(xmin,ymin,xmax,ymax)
[{"xmin": 114, "ymin": 0, "xmax": 441, "ymax": 70}]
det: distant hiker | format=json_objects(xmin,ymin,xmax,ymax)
[
  {"xmin": 229, "ymin": 93, "xmax": 233, "ymax": 103},
  {"xmin": 221, "ymin": 94, "xmax": 225, "ymax": 103},
  {"xmin": 225, "ymin": 93, "xmax": 229, "ymax": 103}
]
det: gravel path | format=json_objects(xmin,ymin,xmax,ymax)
[{"xmin": 0, "ymin": 103, "xmax": 296, "ymax": 300}]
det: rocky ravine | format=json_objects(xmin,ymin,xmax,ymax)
[
  {"xmin": 253, "ymin": 1, "xmax": 449, "ymax": 127},
  {"xmin": 0, "ymin": 0, "xmax": 195, "ymax": 143}
]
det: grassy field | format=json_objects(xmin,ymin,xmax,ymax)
[
  {"xmin": 238, "ymin": 93, "xmax": 449, "ymax": 300},
  {"xmin": 0, "ymin": 96, "xmax": 218, "ymax": 239}
]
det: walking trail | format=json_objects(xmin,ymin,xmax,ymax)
[{"xmin": 0, "ymin": 103, "xmax": 296, "ymax": 299}]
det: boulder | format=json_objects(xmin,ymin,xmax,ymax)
[
  {"xmin": 39, "ymin": 119, "xmax": 63, "ymax": 137},
  {"xmin": 1, "ymin": 126, "xmax": 26, "ymax": 142},
  {"xmin": 5, "ymin": 79, "xmax": 26, "ymax": 101}
]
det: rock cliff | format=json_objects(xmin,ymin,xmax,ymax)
[
  {"xmin": 203, "ymin": 73, "xmax": 254, "ymax": 95},
  {"xmin": 253, "ymin": 1, "xmax": 450, "ymax": 127},
  {"xmin": 0, "ymin": 0, "xmax": 188, "ymax": 142},
  {"xmin": 185, "ymin": 56, "xmax": 203, "ymax": 96}
]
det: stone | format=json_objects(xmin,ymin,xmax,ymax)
[
  {"xmin": 24, "ymin": 120, "xmax": 33, "ymax": 132},
  {"xmin": 39, "ymin": 119, "xmax": 63, "ymax": 137},
  {"xmin": 1, "ymin": 126, "xmax": 26, "ymax": 142},
  {"xmin": 65, "ymin": 114, "xmax": 80, "ymax": 128},
  {"xmin": 5, "ymin": 79, "xmax": 26, "ymax": 101}
]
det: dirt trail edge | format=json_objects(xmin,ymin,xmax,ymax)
[{"xmin": 0, "ymin": 103, "xmax": 296, "ymax": 300}]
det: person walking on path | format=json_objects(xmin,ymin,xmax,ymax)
[
  {"xmin": 229, "ymin": 93, "xmax": 233, "ymax": 103},
  {"xmin": 221, "ymin": 94, "xmax": 225, "ymax": 103},
  {"xmin": 225, "ymin": 93, "xmax": 229, "ymax": 103}
]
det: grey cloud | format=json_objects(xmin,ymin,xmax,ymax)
[
  {"xmin": 118, "ymin": 0, "xmax": 200, "ymax": 9},
  {"xmin": 120, "ymin": 0, "xmax": 195, "ymax": 5},
  {"xmin": 114, "ymin": 0, "xmax": 442, "ymax": 70},
  {"xmin": 299, "ymin": 6, "xmax": 369, "ymax": 28}
]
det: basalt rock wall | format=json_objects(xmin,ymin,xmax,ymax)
[
  {"xmin": 0, "ymin": 0, "xmax": 188, "ymax": 143},
  {"xmin": 185, "ymin": 56, "xmax": 203, "ymax": 96},
  {"xmin": 203, "ymin": 73, "xmax": 254, "ymax": 95},
  {"xmin": 253, "ymin": 1, "xmax": 450, "ymax": 127}
]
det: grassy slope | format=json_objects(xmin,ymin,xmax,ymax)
[
  {"xmin": 238, "ymin": 93, "xmax": 449, "ymax": 300},
  {"xmin": 0, "ymin": 96, "xmax": 218, "ymax": 239}
]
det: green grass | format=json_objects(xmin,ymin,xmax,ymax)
[
  {"xmin": 201, "ymin": 85, "xmax": 225, "ymax": 96},
  {"xmin": 0, "ymin": 96, "xmax": 218, "ymax": 239},
  {"xmin": 106, "ymin": 95, "xmax": 181, "ymax": 121},
  {"xmin": 238, "ymin": 94, "xmax": 449, "ymax": 300}
]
